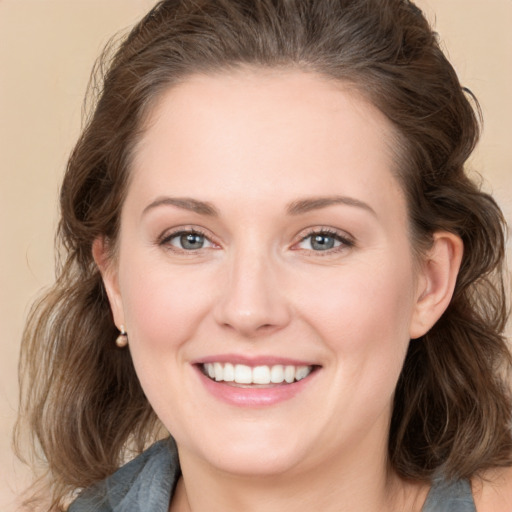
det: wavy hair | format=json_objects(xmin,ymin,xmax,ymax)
[{"xmin": 16, "ymin": 0, "xmax": 511, "ymax": 509}]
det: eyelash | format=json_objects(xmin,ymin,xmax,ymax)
[
  {"xmin": 158, "ymin": 227, "xmax": 215, "ymax": 253},
  {"xmin": 293, "ymin": 227, "xmax": 355, "ymax": 255},
  {"xmin": 157, "ymin": 227, "xmax": 355, "ymax": 254}
]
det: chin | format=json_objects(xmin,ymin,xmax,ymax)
[
  {"xmin": 205, "ymin": 449, "xmax": 306, "ymax": 477},
  {"xmin": 177, "ymin": 425, "xmax": 313, "ymax": 477}
]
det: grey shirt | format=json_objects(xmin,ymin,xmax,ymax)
[{"xmin": 69, "ymin": 438, "xmax": 476, "ymax": 512}]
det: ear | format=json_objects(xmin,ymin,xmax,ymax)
[
  {"xmin": 92, "ymin": 237, "xmax": 125, "ymax": 329},
  {"xmin": 409, "ymin": 231, "xmax": 464, "ymax": 339}
]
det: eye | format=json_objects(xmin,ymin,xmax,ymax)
[
  {"xmin": 161, "ymin": 230, "xmax": 215, "ymax": 251},
  {"xmin": 295, "ymin": 230, "xmax": 354, "ymax": 252}
]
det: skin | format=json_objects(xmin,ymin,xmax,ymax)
[
  {"xmin": 95, "ymin": 69, "xmax": 465, "ymax": 512},
  {"xmin": 473, "ymin": 467, "xmax": 512, "ymax": 510}
]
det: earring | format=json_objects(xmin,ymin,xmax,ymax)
[{"xmin": 116, "ymin": 325, "xmax": 128, "ymax": 348}]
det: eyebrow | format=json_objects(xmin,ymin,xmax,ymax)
[
  {"xmin": 286, "ymin": 196, "xmax": 376, "ymax": 216},
  {"xmin": 142, "ymin": 197, "xmax": 219, "ymax": 217},
  {"xmin": 142, "ymin": 194, "xmax": 376, "ymax": 218}
]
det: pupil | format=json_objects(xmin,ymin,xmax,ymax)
[
  {"xmin": 181, "ymin": 233, "xmax": 204, "ymax": 249},
  {"xmin": 312, "ymin": 234, "xmax": 334, "ymax": 250}
]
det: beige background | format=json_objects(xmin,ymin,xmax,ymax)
[{"xmin": 1, "ymin": 0, "xmax": 511, "ymax": 510}]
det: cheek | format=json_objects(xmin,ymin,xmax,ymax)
[
  {"xmin": 117, "ymin": 260, "xmax": 221, "ymax": 426},
  {"xmin": 300, "ymin": 260, "xmax": 415, "ymax": 347},
  {"xmin": 295, "ymin": 254, "xmax": 417, "ymax": 408},
  {"xmin": 117, "ymin": 256, "xmax": 217, "ymax": 361}
]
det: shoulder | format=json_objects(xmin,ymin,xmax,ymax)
[
  {"xmin": 422, "ymin": 476, "xmax": 475, "ymax": 512},
  {"xmin": 472, "ymin": 466, "xmax": 512, "ymax": 512},
  {"xmin": 68, "ymin": 438, "xmax": 180, "ymax": 512}
]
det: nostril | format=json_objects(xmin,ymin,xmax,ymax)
[{"xmin": 212, "ymin": 270, "xmax": 292, "ymax": 336}]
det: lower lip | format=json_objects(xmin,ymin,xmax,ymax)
[{"xmin": 194, "ymin": 366, "xmax": 318, "ymax": 407}]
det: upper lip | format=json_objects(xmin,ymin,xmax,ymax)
[{"xmin": 192, "ymin": 354, "xmax": 320, "ymax": 367}]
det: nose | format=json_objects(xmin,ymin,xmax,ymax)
[{"xmin": 213, "ymin": 246, "xmax": 291, "ymax": 338}]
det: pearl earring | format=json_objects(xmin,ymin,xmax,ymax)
[{"xmin": 115, "ymin": 325, "xmax": 128, "ymax": 348}]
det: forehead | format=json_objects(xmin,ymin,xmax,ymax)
[{"xmin": 128, "ymin": 69, "xmax": 405, "ymax": 219}]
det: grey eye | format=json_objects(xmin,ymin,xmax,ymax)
[
  {"xmin": 297, "ymin": 232, "xmax": 347, "ymax": 251},
  {"xmin": 164, "ymin": 231, "xmax": 214, "ymax": 250},
  {"xmin": 177, "ymin": 233, "xmax": 205, "ymax": 250},
  {"xmin": 309, "ymin": 234, "xmax": 337, "ymax": 251}
]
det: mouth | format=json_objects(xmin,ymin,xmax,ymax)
[
  {"xmin": 194, "ymin": 358, "xmax": 321, "ymax": 406},
  {"xmin": 199, "ymin": 362, "xmax": 317, "ymax": 386}
]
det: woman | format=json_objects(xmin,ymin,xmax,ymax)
[{"xmin": 16, "ymin": 0, "xmax": 512, "ymax": 510}]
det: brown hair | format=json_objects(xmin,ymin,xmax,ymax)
[{"xmin": 16, "ymin": 0, "xmax": 511, "ymax": 509}]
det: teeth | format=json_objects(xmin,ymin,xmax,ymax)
[
  {"xmin": 284, "ymin": 365, "xmax": 295, "ymax": 383},
  {"xmin": 235, "ymin": 364, "xmax": 252, "ymax": 384},
  {"xmin": 214, "ymin": 362, "xmax": 223, "ymax": 381},
  {"xmin": 295, "ymin": 366, "xmax": 310, "ymax": 381},
  {"xmin": 270, "ymin": 365, "xmax": 284, "ymax": 383},
  {"xmin": 202, "ymin": 363, "xmax": 313, "ymax": 385},
  {"xmin": 223, "ymin": 362, "xmax": 235, "ymax": 382}
]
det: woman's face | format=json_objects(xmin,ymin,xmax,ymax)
[{"xmin": 102, "ymin": 69, "xmax": 431, "ymax": 477}]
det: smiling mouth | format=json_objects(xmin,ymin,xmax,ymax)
[{"xmin": 199, "ymin": 362, "xmax": 318, "ymax": 386}]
